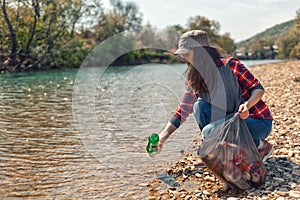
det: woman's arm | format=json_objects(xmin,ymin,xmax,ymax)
[
  {"xmin": 158, "ymin": 122, "xmax": 177, "ymax": 148},
  {"xmin": 238, "ymin": 89, "xmax": 265, "ymax": 119},
  {"xmin": 228, "ymin": 58, "xmax": 266, "ymax": 119},
  {"xmin": 157, "ymin": 87, "xmax": 197, "ymax": 149}
]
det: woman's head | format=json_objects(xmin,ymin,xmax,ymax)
[
  {"xmin": 174, "ymin": 30, "xmax": 223, "ymax": 94},
  {"xmin": 174, "ymin": 30, "xmax": 210, "ymax": 55}
]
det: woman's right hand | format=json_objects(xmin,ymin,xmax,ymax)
[
  {"xmin": 156, "ymin": 134, "xmax": 167, "ymax": 153},
  {"xmin": 156, "ymin": 122, "xmax": 177, "ymax": 154}
]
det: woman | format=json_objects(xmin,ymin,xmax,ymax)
[{"xmin": 157, "ymin": 30, "xmax": 274, "ymax": 164}]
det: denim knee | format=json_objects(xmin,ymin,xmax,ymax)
[
  {"xmin": 201, "ymin": 118, "xmax": 225, "ymax": 139},
  {"xmin": 202, "ymin": 123, "xmax": 214, "ymax": 139}
]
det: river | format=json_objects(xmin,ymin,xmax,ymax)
[{"xmin": 0, "ymin": 60, "xmax": 283, "ymax": 199}]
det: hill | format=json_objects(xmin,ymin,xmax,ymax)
[{"xmin": 236, "ymin": 20, "xmax": 295, "ymax": 51}]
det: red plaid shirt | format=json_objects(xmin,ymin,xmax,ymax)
[{"xmin": 170, "ymin": 57, "xmax": 273, "ymax": 128}]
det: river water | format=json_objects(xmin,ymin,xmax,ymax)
[{"xmin": 0, "ymin": 60, "xmax": 282, "ymax": 199}]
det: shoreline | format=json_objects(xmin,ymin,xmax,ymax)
[
  {"xmin": 148, "ymin": 60, "xmax": 300, "ymax": 199},
  {"xmin": 0, "ymin": 58, "xmax": 292, "ymax": 74}
]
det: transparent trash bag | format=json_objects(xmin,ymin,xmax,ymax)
[{"xmin": 198, "ymin": 113, "xmax": 267, "ymax": 190}]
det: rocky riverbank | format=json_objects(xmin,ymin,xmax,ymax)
[{"xmin": 147, "ymin": 60, "xmax": 300, "ymax": 199}]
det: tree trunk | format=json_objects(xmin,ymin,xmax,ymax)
[
  {"xmin": 26, "ymin": 0, "xmax": 39, "ymax": 54},
  {"xmin": 1, "ymin": 0, "xmax": 18, "ymax": 66}
]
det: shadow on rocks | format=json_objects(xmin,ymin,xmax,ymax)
[{"xmin": 260, "ymin": 157, "xmax": 300, "ymax": 196}]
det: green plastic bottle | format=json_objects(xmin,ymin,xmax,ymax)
[{"xmin": 146, "ymin": 133, "xmax": 159, "ymax": 155}]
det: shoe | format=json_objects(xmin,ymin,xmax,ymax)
[{"xmin": 258, "ymin": 140, "xmax": 274, "ymax": 163}]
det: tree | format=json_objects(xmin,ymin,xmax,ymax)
[
  {"xmin": 216, "ymin": 33, "xmax": 236, "ymax": 55},
  {"xmin": 277, "ymin": 8, "xmax": 300, "ymax": 59},
  {"xmin": 25, "ymin": 0, "xmax": 40, "ymax": 54},
  {"xmin": 167, "ymin": 24, "xmax": 184, "ymax": 33},
  {"xmin": 295, "ymin": 8, "xmax": 300, "ymax": 30},
  {"xmin": 94, "ymin": 0, "xmax": 142, "ymax": 42},
  {"xmin": 185, "ymin": 15, "xmax": 235, "ymax": 54},
  {"xmin": 186, "ymin": 15, "xmax": 220, "ymax": 44},
  {"xmin": 0, "ymin": 0, "xmax": 90, "ymax": 70},
  {"xmin": 1, "ymin": 0, "xmax": 19, "ymax": 66}
]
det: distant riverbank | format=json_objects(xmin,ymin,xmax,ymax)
[{"xmin": 240, "ymin": 59, "xmax": 286, "ymax": 67}]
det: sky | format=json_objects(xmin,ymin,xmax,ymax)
[{"xmin": 103, "ymin": 0, "xmax": 300, "ymax": 42}]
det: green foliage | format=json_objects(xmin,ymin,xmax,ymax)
[
  {"xmin": 47, "ymin": 38, "xmax": 89, "ymax": 68},
  {"xmin": 0, "ymin": 0, "xmax": 143, "ymax": 71},
  {"xmin": 185, "ymin": 15, "xmax": 235, "ymax": 54},
  {"xmin": 94, "ymin": 0, "xmax": 143, "ymax": 42},
  {"xmin": 186, "ymin": 15, "xmax": 220, "ymax": 44},
  {"xmin": 0, "ymin": 0, "xmax": 89, "ymax": 71},
  {"xmin": 111, "ymin": 49, "xmax": 177, "ymax": 66},
  {"xmin": 216, "ymin": 33, "xmax": 236, "ymax": 55},
  {"xmin": 277, "ymin": 9, "xmax": 300, "ymax": 59}
]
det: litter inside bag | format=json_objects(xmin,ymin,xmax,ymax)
[{"xmin": 198, "ymin": 113, "xmax": 267, "ymax": 190}]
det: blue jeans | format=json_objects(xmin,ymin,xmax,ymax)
[{"xmin": 193, "ymin": 100, "xmax": 272, "ymax": 146}]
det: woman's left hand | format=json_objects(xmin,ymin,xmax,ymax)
[{"xmin": 238, "ymin": 102, "xmax": 250, "ymax": 119}]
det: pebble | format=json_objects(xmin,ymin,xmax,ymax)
[
  {"xmin": 279, "ymin": 187, "xmax": 289, "ymax": 193},
  {"xmin": 204, "ymin": 176, "xmax": 215, "ymax": 182},
  {"xmin": 138, "ymin": 183, "xmax": 149, "ymax": 187},
  {"xmin": 289, "ymin": 191, "xmax": 300, "ymax": 198},
  {"xmin": 292, "ymin": 168, "xmax": 300, "ymax": 176},
  {"xmin": 276, "ymin": 191, "xmax": 287, "ymax": 196},
  {"xmin": 273, "ymin": 177, "xmax": 285, "ymax": 183},
  {"xmin": 261, "ymin": 196, "xmax": 269, "ymax": 200},
  {"xmin": 290, "ymin": 182, "xmax": 297, "ymax": 189},
  {"xmin": 195, "ymin": 193, "xmax": 201, "ymax": 197},
  {"xmin": 268, "ymin": 158, "xmax": 277, "ymax": 163}
]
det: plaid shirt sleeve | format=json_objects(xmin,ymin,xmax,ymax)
[
  {"xmin": 228, "ymin": 58, "xmax": 262, "ymax": 92},
  {"xmin": 227, "ymin": 58, "xmax": 273, "ymax": 119},
  {"xmin": 170, "ymin": 86, "xmax": 197, "ymax": 128}
]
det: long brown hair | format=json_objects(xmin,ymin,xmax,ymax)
[{"xmin": 185, "ymin": 46, "xmax": 223, "ymax": 94}]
